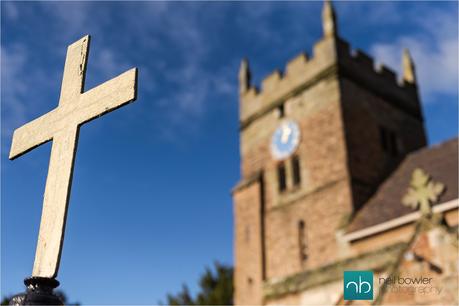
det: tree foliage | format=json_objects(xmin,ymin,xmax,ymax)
[
  {"xmin": 165, "ymin": 262, "xmax": 233, "ymax": 305},
  {"xmin": 1, "ymin": 297, "xmax": 10, "ymax": 306}
]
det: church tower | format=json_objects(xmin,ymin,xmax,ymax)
[{"xmin": 232, "ymin": 1, "xmax": 426, "ymax": 304}]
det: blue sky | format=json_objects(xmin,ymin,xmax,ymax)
[{"xmin": 1, "ymin": 1, "xmax": 457, "ymax": 304}]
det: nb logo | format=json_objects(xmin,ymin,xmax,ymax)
[
  {"xmin": 346, "ymin": 276, "xmax": 372, "ymax": 293},
  {"xmin": 343, "ymin": 271, "xmax": 373, "ymax": 300}
]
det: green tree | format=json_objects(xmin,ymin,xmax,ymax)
[
  {"xmin": 164, "ymin": 262, "xmax": 233, "ymax": 305},
  {"xmin": 1, "ymin": 297, "xmax": 10, "ymax": 306},
  {"xmin": 166, "ymin": 284, "xmax": 194, "ymax": 305}
]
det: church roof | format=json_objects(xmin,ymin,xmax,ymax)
[{"xmin": 346, "ymin": 138, "xmax": 458, "ymax": 234}]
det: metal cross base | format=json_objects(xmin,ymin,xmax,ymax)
[{"xmin": 9, "ymin": 277, "xmax": 63, "ymax": 305}]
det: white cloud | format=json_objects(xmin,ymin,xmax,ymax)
[
  {"xmin": 1, "ymin": 2, "xmax": 239, "ymax": 143},
  {"xmin": 0, "ymin": 42, "xmax": 61, "ymax": 158},
  {"xmin": 337, "ymin": 2, "xmax": 402, "ymax": 26},
  {"xmin": 8, "ymin": 2, "xmax": 454, "ymax": 145},
  {"xmin": 41, "ymin": 2, "xmax": 94, "ymax": 39},
  {"xmin": 155, "ymin": 57, "xmax": 238, "ymax": 142},
  {"xmin": 1, "ymin": 45, "xmax": 29, "ymax": 138},
  {"xmin": 90, "ymin": 47, "xmax": 131, "ymax": 82},
  {"xmin": 370, "ymin": 7, "xmax": 458, "ymax": 100},
  {"xmin": 124, "ymin": 3, "xmax": 238, "ymax": 140}
]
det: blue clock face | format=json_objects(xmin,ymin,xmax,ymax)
[{"xmin": 271, "ymin": 120, "xmax": 301, "ymax": 160}]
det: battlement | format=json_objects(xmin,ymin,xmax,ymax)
[
  {"xmin": 240, "ymin": 37, "xmax": 339, "ymax": 125},
  {"xmin": 239, "ymin": 37, "xmax": 421, "ymax": 128},
  {"xmin": 351, "ymin": 49, "xmax": 374, "ymax": 70},
  {"xmin": 375, "ymin": 63, "xmax": 398, "ymax": 84},
  {"xmin": 286, "ymin": 53, "xmax": 308, "ymax": 76},
  {"xmin": 339, "ymin": 42, "xmax": 421, "ymax": 119},
  {"xmin": 262, "ymin": 70, "xmax": 283, "ymax": 92}
]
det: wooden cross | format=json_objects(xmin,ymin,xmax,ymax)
[{"xmin": 9, "ymin": 35, "xmax": 138, "ymax": 278}]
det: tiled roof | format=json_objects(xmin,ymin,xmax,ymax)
[{"xmin": 347, "ymin": 138, "xmax": 458, "ymax": 233}]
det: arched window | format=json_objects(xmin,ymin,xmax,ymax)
[
  {"xmin": 277, "ymin": 162, "xmax": 287, "ymax": 192},
  {"xmin": 292, "ymin": 155, "xmax": 301, "ymax": 187},
  {"xmin": 277, "ymin": 104, "xmax": 285, "ymax": 118},
  {"xmin": 298, "ymin": 220, "xmax": 308, "ymax": 264},
  {"xmin": 379, "ymin": 126, "xmax": 400, "ymax": 156}
]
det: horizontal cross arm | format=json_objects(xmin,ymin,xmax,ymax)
[
  {"xmin": 9, "ymin": 109, "xmax": 59, "ymax": 160},
  {"xmin": 78, "ymin": 68, "xmax": 138, "ymax": 125},
  {"xmin": 9, "ymin": 68, "xmax": 137, "ymax": 160}
]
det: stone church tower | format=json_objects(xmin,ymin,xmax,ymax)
[{"xmin": 232, "ymin": 1, "xmax": 458, "ymax": 305}]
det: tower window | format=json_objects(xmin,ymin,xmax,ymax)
[
  {"xmin": 277, "ymin": 162, "xmax": 287, "ymax": 192},
  {"xmin": 379, "ymin": 126, "xmax": 388, "ymax": 151},
  {"xmin": 379, "ymin": 126, "xmax": 400, "ymax": 156},
  {"xmin": 298, "ymin": 220, "xmax": 308, "ymax": 263},
  {"xmin": 389, "ymin": 132, "xmax": 399, "ymax": 156},
  {"xmin": 292, "ymin": 155, "xmax": 301, "ymax": 187},
  {"xmin": 277, "ymin": 104, "xmax": 285, "ymax": 118}
]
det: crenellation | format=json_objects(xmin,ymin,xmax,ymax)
[
  {"xmin": 336, "ymin": 38, "xmax": 350, "ymax": 57},
  {"xmin": 240, "ymin": 38, "xmax": 339, "ymax": 125},
  {"xmin": 240, "ymin": 87, "xmax": 262, "ymax": 124},
  {"xmin": 240, "ymin": 33, "xmax": 420, "ymax": 131},
  {"xmin": 312, "ymin": 37, "xmax": 338, "ymax": 63},
  {"xmin": 344, "ymin": 46, "xmax": 402, "ymax": 90},
  {"xmin": 338, "ymin": 43, "xmax": 422, "ymax": 119},
  {"xmin": 246, "ymin": 86, "xmax": 259, "ymax": 98},
  {"xmin": 351, "ymin": 49, "xmax": 374, "ymax": 70},
  {"xmin": 375, "ymin": 63, "xmax": 398, "ymax": 84},
  {"xmin": 342, "ymin": 44, "xmax": 407, "ymax": 91},
  {"xmin": 240, "ymin": 35, "xmax": 421, "ymax": 128},
  {"xmin": 286, "ymin": 53, "xmax": 308, "ymax": 76},
  {"xmin": 261, "ymin": 69, "xmax": 283, "ymax": 92}
]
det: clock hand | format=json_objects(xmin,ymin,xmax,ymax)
[{"xmin": 281, "ymin": 125, "xmax": 292, "ymax": 143}]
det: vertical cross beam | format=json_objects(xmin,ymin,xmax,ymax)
[
  {"xmin": 9, "ymin": 35, "xmax": 138, "ymax": 278},
  {"xmin": 34, "ymin": 128, "xmax": 79, "ymax": 278}
]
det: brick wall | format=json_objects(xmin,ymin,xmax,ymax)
[
  {"xmin": 233, "ymin": 30, "xmax": 430, "ymax": 304},
  {"xmin": 233, "ymin": 177, "xmax": 265, "ymax": 305},
  {"xmin": 340, "ymin": 77, "xmax": 426, "ymax": 210}
]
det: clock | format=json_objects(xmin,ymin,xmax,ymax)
[{"xmin": 271, "ymin": 120, "xmax": 301, "ymax": 160}]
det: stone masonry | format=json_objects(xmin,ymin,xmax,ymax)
[{"xmin": 230, "ymin": 1, "xmax": 452, "ymax": 305}]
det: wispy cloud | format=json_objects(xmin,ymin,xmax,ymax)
[
  {"xmin": 2, "ymin": 1, "xmax": 456, "ymax": 147},
  {"xmin": 126, "ymin": 2, "xmax": 238, "ymax": 141},
  {"xmin": 0, "ymin": 42, "xmax": 63, "ymax": 157},
  {"xmin": 40, "ymin": 2, "xmax": 96, "ymax": 40},
  {"xmin": 154, "ymin": 55, "xmax": 238, "ymax": 142},
  {"xmin": 370, "ymin": 6, "xmax": 458, "ymax": 100},
  {"xmin": 337, "ymin": 1, "xmax": 403, "ymax": 26},
  {"xmin": 1, "ymin": 45, "xmax": 28, "ymax": 138}
]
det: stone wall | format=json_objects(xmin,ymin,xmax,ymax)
[
  {"xmin": 234, "ymin": 23, "xmax": 432, "ymax": 306},
  {"xmin": 233, "ymin": 176, "xmax": 264, "ymax": 305}
]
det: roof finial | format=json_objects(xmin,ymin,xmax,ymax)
[
  {"xmin": 239, "ymin": 58, "xmax": 251, "ymax": 95},
  {"xmin": 402, "ymin": 168, "xmax": 445, "ymax": 216},
  {"xmin": 322, "ymin": 0, "xmax": 337, "ymax": 38},
  {"xmin": 402, "ymin": 48, "xmax": 416, "ymax": 84}
]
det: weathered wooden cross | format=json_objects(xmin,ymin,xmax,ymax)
[{"xmin": 9, "ymin": 35, "xmax": 138, "ymax": 279}]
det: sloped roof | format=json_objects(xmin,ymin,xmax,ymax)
[{"xmin": 347, "ymin": 138, "xmax": 458, "ymax": 233}]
